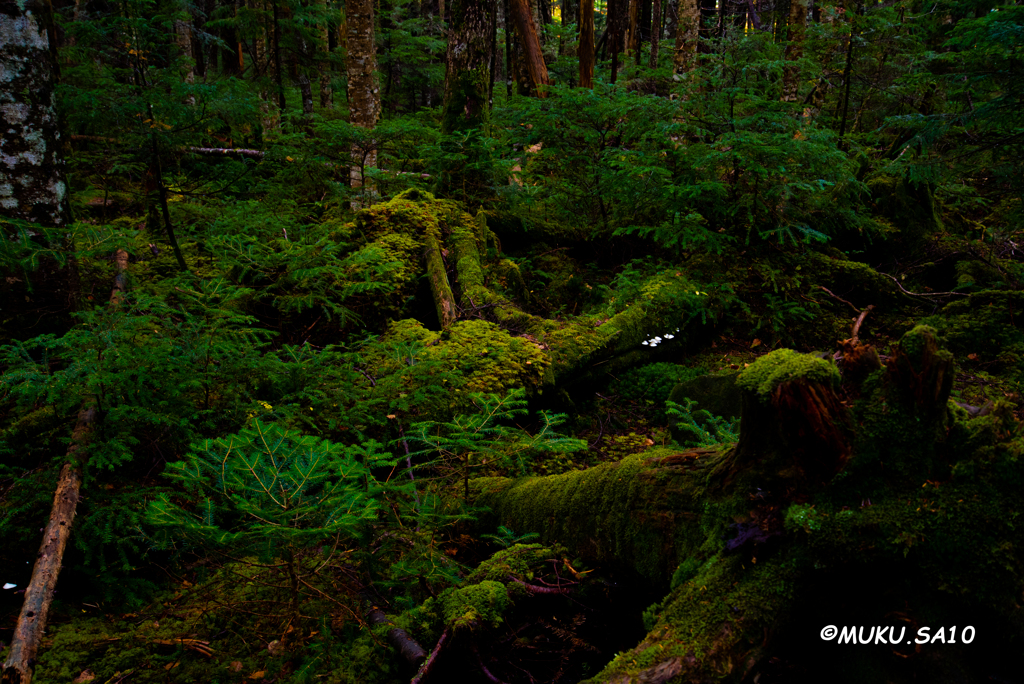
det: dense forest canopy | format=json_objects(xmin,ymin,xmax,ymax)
[{"xmin": 1, "ymin": 0, "xmax": 1023, "ymax": 681}]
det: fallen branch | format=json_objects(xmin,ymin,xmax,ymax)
[
  {"xmin": 473, "ymin": 644, "xmax": 509, "ymax": 684},
  {"xmin": 2, "ymin": 250, "xmax": 129, "ymax": 684},
  {"xmin": 409, "ymin": 628, "xmax": 449, "ymax": 684},
  {"xmin": 509, "ymin": 576, "xmax": 575, "ymax": 595},
  {"xmin": 881, "ymin": 273, "xmax": 970, "ymax": 301},
  {"xmin": 1, "ymin": 407, "xmax": 95, "ymax": 684},
  {"xmin": 818, "ymin": 285, "xmax": 860, "ymax": 313},
  {"xmin": 367, "ymin": 606, "xmax": 428, "ymax": 668}
]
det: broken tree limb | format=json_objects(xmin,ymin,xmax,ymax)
[
  {"xmin": 424, "ymin": 233, "xmax": 458, "ymax": 329},
  {"xmin": 2, "ymin": 248, "xmax": 129, "ymax": 684},
  {"xmin": 366, "ymin": 605, "xmax": 428, "ymax": 668},
  {"xmin": 1, "ymin": 406, "xmax": 96, "ymax": 684},
  {"xmin": 409, "ymin": 628, "xmax": 449, "ymax": 684}
]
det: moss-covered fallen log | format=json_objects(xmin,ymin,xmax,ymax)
[
  {"xmin": 471, "ymin": 326, "xmax": 1024, "ymax": 683},
  {"xmin": 350, "ymin": 190, "xmax": 713, "ymax": 390}
]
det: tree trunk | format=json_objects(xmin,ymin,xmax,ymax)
[
  {"xmin": 272, "ymin": 0, "xmax": 286, "ymax": 112},
  {"xmin": 0, "ymin": 0, "xmax": 79, "ymax": 324},
  {"xmin": 441, "ymin": 0, "xmax": 495, "ymax": 133},
  {"xmin": 781, "ymin": 0, "xmax": 808, "ymax": 102},
  {"xmin": 672, "ymin": 0, "xmax": 698, "ymax": 76},
  {"xmin": 148, "ymin": 129, "xmax": 189, "ymax": 272},
  {"xmin": 625, "ymin": 0, "xmax": 640, "ymax": 58},
  {"xmin": 0, "ymin": 0, "xmax": 70, "ymax": 229},
  {"xmin": 366, "ymin": 604, "xmax": 429, "ymax": 667},
  {"xmin": 579, "ymin": 0, "xmax": 595, "ymax": 87},
  {"xmin": 316, "ymin": 0, "xmax": 332, "ymax": 108},
  {"xmin": 561, "ymin": 0, "xmax": 578, "ymax": 56},
  {"xmin": 346, "ymin": 0, "xmax": 381, "ymax": 200},
  {"xmin": 607, "ymin": 0, "xmax": 627, "ymax": 82},
  {"xmin": 424, "ymin": 233, "xmax": 458, "ymax": 329},
  {"xmin": 649, "ymin": 0, "xmax": 661, "ymax": 67},
  {"xmin": 508, "ymin": 0, "xmax": 549, "ymax": 95},
  {"xmin": 175, "ymin": 15, "xmax": 196, "ymax": 95}
]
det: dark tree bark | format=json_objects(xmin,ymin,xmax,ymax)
[
  {"xmin": 272, "ymin": 0, "xmax": 286, "ymax": 112},
  {"xmin": 442, "ymin": 0, "xmax": 495, "ymax": 132},
  {"xmin": 649, "ymin": 0, "xmax": 662, "ymax": 67},
  {"xmin": 782, "ymin": 0, "xmax": 808, "ymax": 102},
  {"xmin": 316, "ymin": 0, "xmax": 332, "ymax": 108},
  {"xmin": 366, "ymin": 605, "xmax": 428, "ymax": 667},
  {"xmin": 579, "ymin": 0, "xmax": 595, "ymax": 87}
]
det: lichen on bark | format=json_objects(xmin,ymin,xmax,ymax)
[{"xmin": 0, "ymin": 0, "xmax": 70, "ymax": 228}]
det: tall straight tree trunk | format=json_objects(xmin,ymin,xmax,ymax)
[
  {"xmin": 672, "ymin": 0, "xmax": 698, "ymax": 76},
  {"xmin": 608, "ymin": 0, "xmax": 627, "ymax": 82},
  {"xmin": 174, "ymin": 14, "xmax": 196, "ymax": 87},
  {"xmin": 316, "ymin": 0, "xmax": 332, "ymax": 107},
  {"xmin": 442, "ymin": 0, "xmax": 495, "ymax": 133},
  {"xmin": 561, "ymin": 0, "xmax": 578, "ymax": 63},
  {"xmin": 508, "ymin": 0, "xmax": 549, "ymax": 95},
  {"xmin": 625, "ymin": 0, "xmax": 639, "ymax": 56},
  {"xmin": 649, "ymin": 0, "xmax": 661, "ymax": 66},
  {"xmin": 346, "ymin": 0, "xmax": 381, "ymax": 198},
  {"xmin": 781, "ymin": 0, "xmax": 808, "ymax": 101},
  {"xmin": 504, "ymin": 0, "xmax": 514, "ymax": 96},
  {"xmin": 272, "ymin": 0, "xmax": 286, "ymax": 112},
  {"xmin": 579, "ymin": 0, "xmax": 595, "ymax": 87}
]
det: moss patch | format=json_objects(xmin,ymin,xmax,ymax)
[{"xmin": 736, "ymin": 348, "xmax": 840, "ymax": 400}]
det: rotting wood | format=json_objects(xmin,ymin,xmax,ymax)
[
  {"xmin": 366, "ymin": 605, "xmax": 428, "ymax": 668},
  {"xmin": 2, "ymin": 248, "xmax": 130, "ymax": 684},
  {"xmin": 1, "ymin": 408, "xmax": 95, "ymax": 684}
]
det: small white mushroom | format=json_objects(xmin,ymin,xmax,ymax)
[
  {"xmin": 642, "ymin": 340, "xmax": 649, "ymax": 346},
  {"xmin": 3, "ymin": 583, "xmax": 15, "ymax": 590}
]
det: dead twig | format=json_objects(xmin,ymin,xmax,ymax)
[
  {"xmin": 818, "ymin": 286, "xmax": 860, "ymax": 313},
  {"xmin": 850, "ymin": 305, "xmax": 875, "ymax": 345},
  {"xmin": 881, "ymin": 274, "xmax": 970, "ymax": 300}
]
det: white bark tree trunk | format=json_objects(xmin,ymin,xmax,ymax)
[{"xmin": 0, "ymin": 0, "xmax": 70, "ymax": 229}]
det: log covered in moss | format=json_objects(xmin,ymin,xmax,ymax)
[{"xmin": 472, "ymin": 327, "xmax": 1024, "ymax": 683}]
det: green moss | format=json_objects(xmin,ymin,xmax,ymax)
[
  {"xmin": 736, "ymin": 349, "xmax": 839, "ymax": 400},
  {"xmin": 473, "ymin": 447, "xmax": 728, "ymax": 584},
  {"xmin": 440, "ymin": 580, "xmax": 510, "ymax": 631},
  {"xmin": 378, "ymin": 318, "xmax": 548, "ymax": 394}
]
